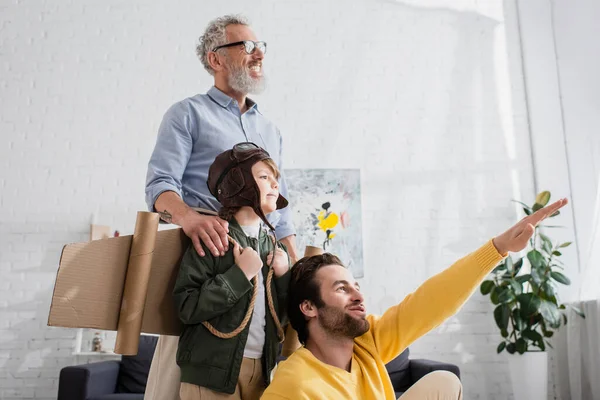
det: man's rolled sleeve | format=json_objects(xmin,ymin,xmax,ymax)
[{"xmin": 145, "ymin": 102, "xmax": 194, "ymax": 211}]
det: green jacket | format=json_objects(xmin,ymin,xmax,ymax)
[{"xmin": 173, "ymin": 218, "xmax": 291, "ymax": 394}]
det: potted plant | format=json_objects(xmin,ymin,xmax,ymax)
[{"xmin": 479, "ymin": 191, "xmax": 585, "ymax": 399}]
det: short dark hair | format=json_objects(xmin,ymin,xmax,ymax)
[{"xmin": 288, "ymin": 253, "xmax": 345, "ymax": 345}]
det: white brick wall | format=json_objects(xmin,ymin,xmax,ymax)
[{"xmin": 1, "ymin": 0, "xmax": 546, "ymax": 398}]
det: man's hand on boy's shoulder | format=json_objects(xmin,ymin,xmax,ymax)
[{"xmin": 181, "ymin": 210, "xmax": 229, "ymax": 258}]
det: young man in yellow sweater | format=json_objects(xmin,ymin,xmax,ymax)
[{"xmin": 261, "ymin": 198, "xmax": 568, "ymax": 400}]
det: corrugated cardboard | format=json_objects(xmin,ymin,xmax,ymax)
[
  {"xmin": 48, "ymin": 210, "xmax": 321, "ymax": 356},
  {"xmin": 48, "ymin": 211, "xmax": 190, "ymax": 354}
]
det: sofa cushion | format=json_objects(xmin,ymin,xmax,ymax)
[
  {"xmin": 116, "ymin": 335, "xmax": 158, "ymax": 393},
  {"xmin": 385, "ymin": 348, "xmax": 411, "ymax": 393}
]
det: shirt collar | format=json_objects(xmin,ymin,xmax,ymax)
[{"xmin": 207, "ymin": 86, "xmax": 260, "ymax": 112}]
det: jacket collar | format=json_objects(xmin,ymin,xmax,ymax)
[{"xmin": 227, "ymin": 217, "xmax": 267, "ymax": 242}]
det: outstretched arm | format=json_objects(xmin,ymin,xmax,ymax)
[{"xmin": 370, "ymin": 199, "xmax": 568, "ymax": 363}]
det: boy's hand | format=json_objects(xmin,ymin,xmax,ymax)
[
  {"xmin": 268, "ymin": 247, "xmax": 290, "ymax": 278},
  {"xmin": 232, "ymin": 240, "xmax": 263, "ymax": 280}
]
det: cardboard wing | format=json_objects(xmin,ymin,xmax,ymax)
[
  {"xmin": 48, "ymin": 209, "xmax": 324, "ymax": 356},
  {"xmin": 48, "ymin": 211, "xmax": 190, "ymax": 354}
]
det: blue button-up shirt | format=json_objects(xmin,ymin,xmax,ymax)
[{"xmin": 145, "ymin": 86, "xmax": 295, "ymax": 239}]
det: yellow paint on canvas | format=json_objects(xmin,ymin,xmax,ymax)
[{"xmin": 317, "ymin": 211, "xmax": 339, "ymax": 232}]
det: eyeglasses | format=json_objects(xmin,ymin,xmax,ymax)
[
  {"xmin": 212, "ymin": 40, "xmax": 267, "ymax": 55},
  {"xmin": 231, "ymin": 142, "xmax": 269, "ymax": 163}
]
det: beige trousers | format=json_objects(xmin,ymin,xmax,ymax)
[
  {"xmin": 144, "ymin": 335, "xmax": 181, "ymax": 400},
  {"xmin": 398, "ymin": 371, "xmax": 463, "ymax": 400},
  {"xmin": 179, "ymin": 358, "xmax": 265, "ymax": 400},
  {"xmin": 144, "ymin": 336, "xmax": 267, "ymax": 400},
  {"xmin": 144, "ymin": 326, "xmax": 300, "ymax": 400}
]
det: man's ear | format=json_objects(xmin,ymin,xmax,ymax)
[
  {"xmin": 299, "ymin": 300, "xmax": 318, "ymax": 319},
  {"xmin": 207, "ymin": 51, "xmax": 225, "ymax": 73}
]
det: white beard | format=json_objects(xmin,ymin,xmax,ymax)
[{"xmin": 226, "ymin": 62, "xmax": 266, "ymax": 95}]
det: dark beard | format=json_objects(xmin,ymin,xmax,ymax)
[{"xmin": 317, "ymin": 304, "xmax": 370, "ymax": 339}]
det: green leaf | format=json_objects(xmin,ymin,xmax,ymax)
[
  {"xmin": 480, "ymin": 280, "xmax": 495, "ymax": 295},
  {"xmin": 539, "ymin": 300, "xmax": 561, "ymax": 328},
  {"xmin": 539, "ymin": 340, "xmax": 546, "ymax": 351},
  {"xmin": 550, "ymin": 271, "xmax": 571, "ymax": 285},
  {"xmin": 541, "ymin": 321, "xmax": 554, "ymax": 337},
  {"xmin": 535, "ymin": 191, "xmax": 551, "ymax": 206},
  {"xmin": 512, "ymin": 258, "xmax": 523, "ymax": 276},
  {"xmin": 490, "ymin": 286, "xmax": 500, "ymax": 305},
  {"xmin": 501, "ymin": 329, "xmax": 509, "ymax": 338},
  {"xmin": 523, "ymin": 208, "xmax": 532, "ymax": 216},
  {"xmin": 506, "ymin": 342, "xmax": 516, "ymax": 354},
  {"xmin": 542, "ymin": 282, "xmax": 555, "ymax": 298},
  {"xmin": 494, "ymin": 304, "xmax": 510, "ymax": 330},
  {"xmin": 518, "ymin": 293, "xmax": 541, "ymax": 317},
  {"xmin": 505, "ymin": 257, "xmax": 513, "ymax": 273},
  {"xmin": 512, "ymin": 200, "xmax": 532, "ymax": 210},
  {"xmin": 516, "ymin": 338, "xmax": 528, "ymax": 354},
  {"xmin": 539, "ymin": 233, "xmax": 553, "ymax": 255},
  {"xmin": 532, "ymin": 203, "xmax": 544, "ymax": 212},
  {"xmin": 552, "ymin": 250, "xmax": 562, "ymax": 256},
  {"xmin": 531, "ymin": 266, "xmax": 545, "ymax": 285},
  {"xmin": 514, "ymin": 312, "xmax": 526, "ymax": 331},
  {"xmin": 516, "ymin": 274, "xmax": 531, "ymax": 284},
  {"xmin": 539, "ymin": 232, "xmax": 552, "ymax": 246},
  {"xmin": 528, "ymin": 250, "xmax": 544, "ymax": 269},
  {"xmin": 567, "ymin": 305, "xmax": 586, "ymax": 319},
  {"xmin": 522, "ymin": 329, "xmax": 543, "ymax": 343},
  {"xmin": 550, "ymin": 211, "xmax": 561, "ymax": 217},
  {"xmin": 543, "ymin": 240, "xmax": 553, "ymax": 255},
  {"xmin": 509, "ymin": 279, "xmax": 523, "ymax": 295},
  {"xmin": 497, "ymin": 342, "xmax": 506, "ymax": 354},
  {"xmin": 497, "ymin": 288, "xmax": 516, "ymax": 304},
  {"xmin": 558, "ymin": 242, "xmax": 572, "ymax": 248},
  {"xmin": 562, "ymin": 313, "xmax": 568, "ymax": 325},
  {"xmin": 492, "ymin": 262, "xmax": 507, "ymax": 273}
]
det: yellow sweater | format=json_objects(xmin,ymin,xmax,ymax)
[{"xmin": 261, "ymin": 240, "xmax": 505, "ymax": 400}]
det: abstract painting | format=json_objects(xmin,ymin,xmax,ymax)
[{"xmin": 285, "ymin": 169, "xmax": 364, "ymax": 278}]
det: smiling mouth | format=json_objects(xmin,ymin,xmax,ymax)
[
  {"xmin": 249, "ymin": 63, "xmax": 262, "ymax": 73},
  {"xmin": 348, "ymin": 305, "xmax": 365, "ymax": 313}
]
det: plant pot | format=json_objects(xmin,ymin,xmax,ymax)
[{"xmin": 507, "ymin": 351, "xmax": 548, "ymax": 400}]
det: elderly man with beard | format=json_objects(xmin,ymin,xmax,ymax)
[
  {"xmin": 262, "ymin": 200, "xmax": 569, "ymax": 399},
  {"xmin": 144, "ymin": 15, "xmax": 298, "ymax": 400}
]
